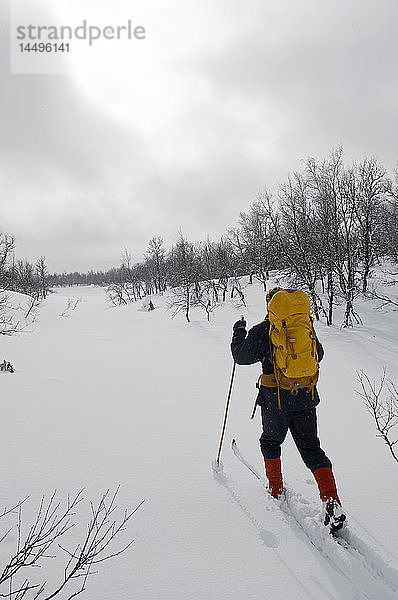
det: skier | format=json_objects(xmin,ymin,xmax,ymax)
[{"xmin": 231, "ymin": 286, "xmax": 346, "ymax": 533}]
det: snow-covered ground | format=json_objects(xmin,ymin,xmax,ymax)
[{"xmin": 1, "ymin": 278, "xmax": 398, "ymax": 599}]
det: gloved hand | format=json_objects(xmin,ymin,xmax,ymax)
[{"xmin": 233, "ymin": 318, "xmax": 246, "ymax": 331}]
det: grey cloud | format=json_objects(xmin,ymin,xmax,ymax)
[
  {"xmin": 1, "ymin": 2, "xmax": 145, "ymax": 188},
  {"xmin": 2, "ymin": 0, "xmax": 398, "ymax": 272},
  {"xmin": 0, "ymin": 3, "xmax": 151, "ymax": 270},
  {"xmin": 0, "ymin": 73, "xmax": 145, "ymax": 187},
  {"xmin": 183, "ymin": 0, "xmax": 398, "ymax": 168},
  {"xmin": 0, "ymin": 64, "xmax": 151, "ymax": 271}
]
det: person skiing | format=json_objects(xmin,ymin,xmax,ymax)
[{"xmin": 231, "ymin": 286, "xmax": 346, "ymax": 533}]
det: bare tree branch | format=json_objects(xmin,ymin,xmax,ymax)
[
  {"xmin": 357, "ymin": 369, "xmax": 398, "ymax": 463},
  {"xmin": 0, "ymin": 489, "xmax": 144, "ymax": 600}
]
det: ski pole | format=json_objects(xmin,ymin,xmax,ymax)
[
  {"xmin": 216, "ymin": 361, "xmax": 237, "ymax": 466},
  {"xmin": 215, "ymin": 315, "xmax": 244, "ymax": 466}
]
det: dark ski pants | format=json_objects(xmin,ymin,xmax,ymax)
[{"xmin": 259, "ymin": 405, "xmax": 332, "ymax": 473}]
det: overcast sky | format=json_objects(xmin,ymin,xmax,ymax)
[{"xmin": 1, "ymin": 0, "xmax": 398, "ymax": 272}]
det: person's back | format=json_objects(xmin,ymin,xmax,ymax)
[{"xmin": 231, "ymin": 287, "xmax": 346, "ymax": 534}]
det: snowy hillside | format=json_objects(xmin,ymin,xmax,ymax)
[
  {"xmin": 0, "ymin": 289, "xmax": 37, "ymax": 336},
  {"xmin": 1, "ymin": 279, "xmax": 398, "ymax": 600}
]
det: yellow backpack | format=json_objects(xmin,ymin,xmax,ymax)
[{"xmin": 265, "ymin": 289, "xmax": 319, "ymax": 406}]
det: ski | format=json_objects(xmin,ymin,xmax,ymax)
[{"xmin": 231, "ymin": 438, "xmax": 263, "ymax": 482}]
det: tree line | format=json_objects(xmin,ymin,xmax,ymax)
[
  {"xmin": 48, "ymin": 149, "xmax": 398, "ymax": 324},
  {"xmin": 0, "ymin": 234, "xmax": 50, "ymax": 333},
  {"xmin": 102, "ymin": 150, "xmax": 398, "ymax": 325},
  {"xmin": 0, "ymin": 234, "xmax": 50, "ymax": 301}
]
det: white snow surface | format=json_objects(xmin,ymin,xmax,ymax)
[{"xmin": 1, "ymin": 279, "xmax": 398, "ymax": 599}]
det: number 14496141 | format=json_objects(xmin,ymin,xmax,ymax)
[{"xmin": 19, "ymin": 42, "xmax": 70, "ymax": 53}]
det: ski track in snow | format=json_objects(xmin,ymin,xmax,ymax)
[
  {"xmin": 229, "ymin": 440, "xmax": 398, "ymax": 600},
  {"xmin": 212, "ymin": 466, "xmax": 322, "ymax": 600}
]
